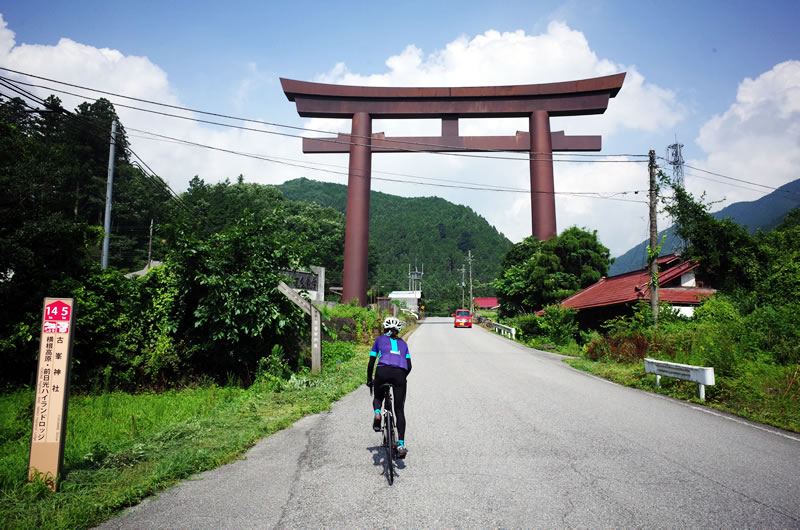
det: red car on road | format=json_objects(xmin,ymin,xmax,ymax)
[{"xmin": 453, "ymin": 309, "xmax": 472, "ymax": 328}]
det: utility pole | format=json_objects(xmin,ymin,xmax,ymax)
[
  {"xmin": 468, "ymin": 250, "xmax": 474, "ymax": 314},
  {"xmin": 101, "ymin": 119, "xmax": 117, "ymax": 269},
  {"xmin": 648, "ymin": 149, "xmax": 659, "ymax": 324},
  {"xmin": 146, "ymin": 218, "xmax": 154, "ymax": 270},
  {"xmin": 460, "ymin": 264, "xmax": 466, "ymax": 308}
]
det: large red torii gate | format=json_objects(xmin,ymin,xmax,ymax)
[{"xmin": 281, "ymin": 73, "xmax": 625, "ymax": 305}]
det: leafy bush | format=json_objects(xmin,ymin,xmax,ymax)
[
  {"xmin": 502, "ymin": 306, "xmax": 577, "ymax": 348},
  {"xmin": 583, "ymin": 302, "xmax": 686, "ymax": 364},
  {"xmin": 319, "ymin": 302, "xmax": 384, "ymax": 344},
  {"xmin": 738, "ymin": 304, "xmax": 800, "ymax": 365},
  {"xmin": 321, "ymin": 341, "xmax": 357, "ymax": 369}
]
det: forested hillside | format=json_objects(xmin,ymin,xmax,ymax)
[
  {"xmin": 610, "ymin": 178, "xmax": 800, "ymax": 275},
  {"xmin": 277, "ymin": 178, "xmax": 513, "ymax": 313}
]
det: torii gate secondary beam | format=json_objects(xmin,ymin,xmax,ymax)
[
  {"xmin": 302, "ymin": 130, "xmax": 601, "ymax": 153},
  {"xmin": 282, "ymin": 74, "xmax": 625, "ymax": 305}
]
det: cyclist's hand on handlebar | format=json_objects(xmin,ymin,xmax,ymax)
[{"xmin": 366, "ymin": 379, "xmax": 373, "ymax": 395}]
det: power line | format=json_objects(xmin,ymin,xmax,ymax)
[
  {"xmin": 0, "ymin": 83, "xmax": 201, "ymax": 221},
  {"xmin": 11, "ymin": 66, "xmax": 796, "ymax": 202},
  {"xmin": 128, "ymin": 125, "xmax": 647, "ymax": 195},
  {"xmin": 0, "ymin": 68, "xmax": 649, "ymax": 161},
  {"xmin": 15, "ymin": 71, "xmax": 793, "ymax": 205},
  {"xmin": 656, "ymin": 155, "xmax": 800, "ymax": 198},
  {"xmin": 3, "ymin": 84, "xmax": 788, "ymax": 208},
  {"xmin": 123, "ymin": 124, "xmax": 648, "ymax": 202},
  {"xmin": 1, "ymin": 86, "xmax": 648, "ymax": 206}
]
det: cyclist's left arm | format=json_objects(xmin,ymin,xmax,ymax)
[{"xmin": 367, "ymin": 338, "xmax": 380, "ymax": 384}]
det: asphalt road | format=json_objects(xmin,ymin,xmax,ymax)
[{"xmin": 100, "ymin": 317, "xmax": 800, "ymax": 528}]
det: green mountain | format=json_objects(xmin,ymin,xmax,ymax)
[
  {"xmin": 276, "ymin": 178, "xmax": 512, "ymax": 313},
  {"xmin": 610, "ymin": 178, "xmax": 800, "ymax": 275}
]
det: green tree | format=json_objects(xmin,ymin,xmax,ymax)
[
  {"xmin": 494, "ymin": 227, "xmax": 611, "ymax": 317},
  {"xmin": 165, "ymin": 209, "xmax": 313, "ymax": 381},
  {"xmin": 179, "ymin": 177, "xmax": 347, "ymax": 291},
  {"xmin": 661, "ymin": 180, "xmax": 760, "ymax": 293}
]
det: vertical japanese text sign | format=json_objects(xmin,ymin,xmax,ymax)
[{"xmin": 28, "ymin": 298, "xmax": 75, "ymax": 491}]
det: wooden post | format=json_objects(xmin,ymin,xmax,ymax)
[
  {"xmin": 277, "ymin": 282, "xmax": 321, "ymax": 373},
  {"xmin": 29, "ymin": 298, "xmax": 76, "ymax": 491}
]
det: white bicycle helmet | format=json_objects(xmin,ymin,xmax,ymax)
[{"xmin": 382, "ymin": 316, "xmax": 403, "ymax": 331}]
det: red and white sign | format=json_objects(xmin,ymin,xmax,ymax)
[{"xmin": 44, "ymin": 301, "xmax": 71, "ymax": 333}]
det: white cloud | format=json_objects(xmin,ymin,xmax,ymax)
[
  {"xmin": 310, "ymin": 22, "xmax": 683, "ymax": 255},
  {"xmin": 0, "ymin": 14, "xmax": 14, "ymax": 57},
  {"xmin": 688, "ymin": 60, "xmax": 800, "ymax": 210},
  {"xmin": 315, "ymin": 22, "xmax": 685, "ymax": 136}
]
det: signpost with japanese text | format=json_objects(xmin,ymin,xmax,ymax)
[
  {"xmin": 28, "ymin": 298, "xmax": 75, "ymax": 491},
  {"xmin": 277, "ymin": 282, "xmax": 321, "ymax": 374}
]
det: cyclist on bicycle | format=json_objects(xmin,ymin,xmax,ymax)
[{"xmin": 367, "ymin": 316, "xmax": 412, "ymax": 458}]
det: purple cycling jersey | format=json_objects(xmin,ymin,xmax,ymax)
[{"xmin": 370, "ymin": 335, "xmax": 410, "ymax": 371}]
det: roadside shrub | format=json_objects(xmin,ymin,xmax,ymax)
[
  {"xmin": 321, "ymin": 341, "xmax": 357, "ymax": 369},
  {"xmin": 505, "ymin": 306, "xmax": 577, "ymax": 347},
  {"xmin": 511, "ymin": 314, "xmax": 541, "ymax": 339},
  {"xmin": 584, "ymin": 333, "xmax": 651, "ymax": 363},
  {"xmin": 741, "ymin": 303, "xmax": 800, "ymax": 365},
  {"xmin": 49, "ymin": 268, "xmax": 136, "ymax": 390},
  {"xmin": 319, "ymin": 302, "xmax": 383, "ymax": 343},
  {"xmin": 539, "ymin": 305, "xmax": 578, "ymax": 345},
  {"xmin": 254, "ymin": 345, "xmax": 291, "ymax": 390},
  {"xmin": 583, "ymin": 302, "xmax": 679, "ymax": 363}
]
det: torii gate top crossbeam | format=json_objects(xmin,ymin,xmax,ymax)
[{"xmin": 280, "ymin": 73, "xmax": 625, "ymax": 119}]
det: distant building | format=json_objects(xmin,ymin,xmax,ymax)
[
  {"xmin": 387, "ymin": 290, "xmax": 421, "ymax": 311},
  {"xmin": 473, "ymin": 297, "xmax": 499, "ymax": 310}
]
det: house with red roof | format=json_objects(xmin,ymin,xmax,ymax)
[
  {"xmin": 473, "ymin": 297, "xmax": 499, "ymax": 310},
  {"xmin": 553, "ymin": 253, "xmax": 715, "ymax": 328}
]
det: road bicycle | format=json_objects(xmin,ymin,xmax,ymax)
[{"xmin": 374, "ymin": 382, "xmax": 398, "ymax": 485}]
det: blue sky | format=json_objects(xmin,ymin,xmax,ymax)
[{"xmin": 1, "ymin": 1, "xmax": 798, "ymax": 257}]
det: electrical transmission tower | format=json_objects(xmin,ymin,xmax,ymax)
[
  {"xmin": 666, "ymin": 140, "xmax": 685, "ymax": 187},
  {"xmin": 408, "ymin": 262, "xmax": 423, "ymax": 292}
]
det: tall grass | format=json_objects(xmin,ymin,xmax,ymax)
[
  {"xmin": 570, "ymin": 299, "xmax": 800, "ymax": 433},
  {"xmin": 0, "ymin": 347, "xmax": 368, "ymax": 529}
]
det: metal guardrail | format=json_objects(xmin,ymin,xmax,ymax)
[
  {"xmin": 644, "ymin": 358, "xmax": 715, "ymax": 400},
  {"xmin": 400, "ymin": 308, "xmax": 419, "ymax": 320},
  {"xmin": 487, "ymin": 321, "xmax": 516, "ymax": 340}
]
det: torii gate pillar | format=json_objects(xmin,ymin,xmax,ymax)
[
  {"xmin": 530, "ymin": 110, "xmax": 556, "ymax": 240},
  {"xmin": 282, "ymin": 73, "xmax": 625, "ymax": 305},
  {"xmin": 342, "ymin": 112, "xmax": 372, "ymax": 304}
]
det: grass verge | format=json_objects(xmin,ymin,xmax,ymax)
[
  {"xmin": 0, "ymin": 347, "xmax": 369, "ymax": 529},
  {"xmin": 564, "ymin": 358, "xmax": 800, "ymax": 433}
]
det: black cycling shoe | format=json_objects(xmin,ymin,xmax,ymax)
[
  {"xmin": 396, "ymin": 444, "xmax": 408, "ymax": 458},
  {"xmin": 372, "ymin": 412, "xmax": 382, "ymax": 432}
]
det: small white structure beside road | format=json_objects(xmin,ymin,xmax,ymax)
[
  {"xmin": 387, "ymin": 290, "xmax": 421, "ymax": 311},
  {"xmin": 644, "ymin": 358, "xmax": 715, "ymax": 400}
]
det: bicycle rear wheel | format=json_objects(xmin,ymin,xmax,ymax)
[{"xmin": 384, "ymin": 412, "xmax": 395, "ymax": 485}]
